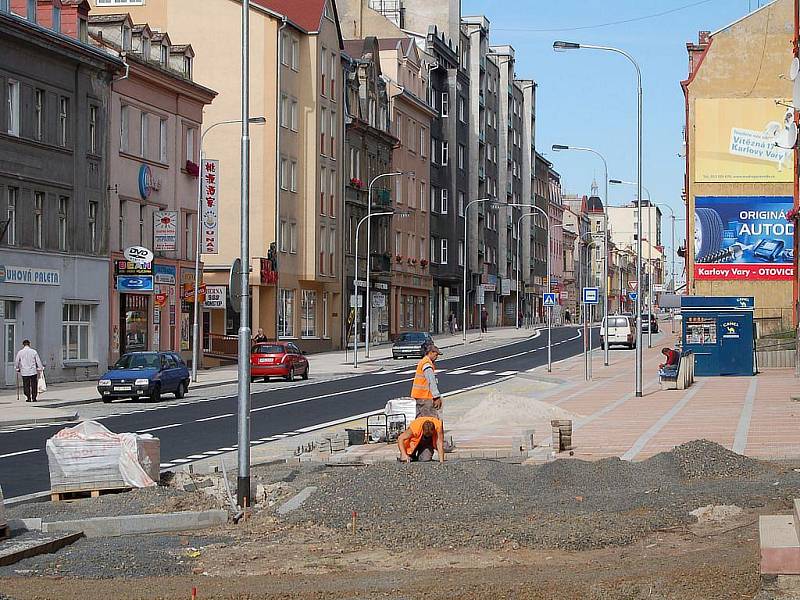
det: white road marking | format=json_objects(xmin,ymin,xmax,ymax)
[
  {"xmin": 202, "ymin": 450, "xmax": 223, "ymax": 456},
  {"xmin": 472, "ymin": 370, "xmax": 494, "ymax": 376},
  {"xmin": 399, "ymin": 369, "xmax": 417, "ymax": 374},
  {"xmin": 497, "ymin": 370, "xmax": 519, "ymax": 376},
  {"xmin": 171, "ymin": 458, "xmax": 191, "ymax": 464},
  {"xmin": 137, "ymin": 423, "xmax": 183, "ymax": 433},
  {"xmin": 160, "ymin": 463, "xmax": 175, "ymax": 468},
  {"xmin": 0, "ymin": 448, "xmax": 39, "ymax": 459},
  {"xmin": 447, "ymin": 369, "xmax": 470, "ymax": 375},
  {"xmin": 186, "ymin": 455, "xmax": 206, "ymax": 460},
  {"xmin": 219, "ymin": 447, "xmax": 236, "ymax": 451},
  {"xmin": 195, "ymin": 413, "xmax": 234, "ymax": 422}
]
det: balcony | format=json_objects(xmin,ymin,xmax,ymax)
[
  {"xmin": 370, "ymin": 252, "xmax": 391, "ymax": 273},
  {"xmin": 479, "ymin": 129, "xmax": 486, "ymax": 144},
  {"xmin": 478, "ymin": 166, "xmax": 486, "ymax": 181},
  {"xmin": 372, "ymin": 187, "xmax": 392, "ymax": 209},
  {"xmin": 506, "ymin": 182, "xmax": 513, "ymax": 196},
  {"xmin": 478, "ymin": 91, "xmax": 485, "ymax": 107}
]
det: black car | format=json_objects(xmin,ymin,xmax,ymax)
[
  {"xmin": 392, "ymin": 331, "xmax": 434, "ymax": 359},
  {"xmin": 640, "ymin": 313, "xmax": 659, "ymax": 334}
]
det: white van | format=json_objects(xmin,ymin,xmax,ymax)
[{"xmin": 600, "ymin": 315, "xmax": 637, "ymax": 349}]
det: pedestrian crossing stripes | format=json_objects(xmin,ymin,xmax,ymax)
[
  {"xmin": 447, "ymin": 369, "xmax": 470, "ymax": 375},
  {"xmin": 472, "ymin": 370, "xmax": 494, "ymax": 376}
]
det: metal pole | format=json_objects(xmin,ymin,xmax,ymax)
[
  {"xmin": 191, "ymin": 146, "xmax": 204, "ymax": 383},
  {"xmin": 546, "ymin": 213, "xmax": 551, "ymax": 372},
  {"xmin": 353, "ymin": 218, "xmax": 361, "ymax": 368},
  {"xmin": 602, "ymin": 170, "xmax": 609, "ymax": 366},
  {"xmin": 463, "ymin": 203, "xmax": 468, "ymax": 344},
  {"xmin": 647, "ymin": 193, "xmax": 652, "ymax": 348},
  {"xmin": 516, "ymin": 228, "xmax": 521, "ymax": 329},
  {"xmin": 237, "ymin": 0, "xmax": 252, "ymax": 508},
  {"xmin": 671, "ymin": 213, "xmax": 676, "ymax": 333},
  {"xmin": 634, "ymin": 58, "xmax": 643, "ymax": 397}
]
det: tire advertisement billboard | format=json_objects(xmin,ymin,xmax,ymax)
[
  {"xmin": 694, "ymin": 98, "xmax": 794, "ymax": 183},
  {"xmin": 694, "ymin": 196, "xmax": 794, "ymax": 280}
]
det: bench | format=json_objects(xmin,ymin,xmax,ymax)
[{"xmin": 659, "ymin": 350, "xmax": 695, "ymax": 390}]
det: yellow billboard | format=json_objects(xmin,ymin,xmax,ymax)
[{"xmin": 694, "ymin": 98, "xmax": 794, "ymax": 183}]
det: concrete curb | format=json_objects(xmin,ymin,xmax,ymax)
[
  {"xmin": 0, "ymin": 531, "xmax": 83, "ymax": 567},
  {"xmin": 0, "ymin": 412, "xmax": 79, "ymax": 427},
  {"xmin": 40, "ymin": 509, "xmax": 229, "ymax": 537}
]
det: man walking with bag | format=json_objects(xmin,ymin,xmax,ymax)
[{"xmin": 15, "ymin": 340, "xmax": 43, "ymax": 402}]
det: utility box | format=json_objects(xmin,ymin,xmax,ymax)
[{"xmin": 681, "ymin": 296, "xmax": 755, "ymax": 377}]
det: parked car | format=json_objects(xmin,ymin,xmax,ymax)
[
  {"xmin": 250, "ymin": 341, "xmax": 309, "ymax": 382},
  {"xmin": 640, "ymin": 313, "xmax": 659, "ymax": 334},
  {"xmin": 392, "ymin": 331, "xmax": 434, "ymax": 360},
  {"xmin": 98, "ymin": 351, "xmax": 189, "ymax": 403},
  {"xmin": 600, "ymin": 315, "xmax": 637, "ymax": 349}
]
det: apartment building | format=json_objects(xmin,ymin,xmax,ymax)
[
  {"xmin": 342, "ymin": 36, "xmax": 397, "ymax": 346},
  {"xmin": 0, "ymin": 1, "xmax": 123, "ymax": 385},
  {"xmin": 87, "ymin": 13, "xmax": 216, "ymax": 365},
  {"xmin": 92, "ymin": 0, "xmax": 346, "ymax": 352}
]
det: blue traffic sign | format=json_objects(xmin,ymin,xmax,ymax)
[
  {"xmin": 628, "ymin": 291, "xmax": 638, "ymax": 301},
  {"xmin": 582, "ymin": 287, "xmax": 599, "ymax": 305},
  {"xmin": 543, "ymin": 292, "xmax": 557, "ymax": 306}
]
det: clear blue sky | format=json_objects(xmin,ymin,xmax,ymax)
[{"xmin": 461, "ymin": 0, "xmax": 761, "ymax": 252}]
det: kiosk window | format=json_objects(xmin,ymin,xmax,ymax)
[{"xmin": 687, "ymin": 317, "xmax": 716, "ymax": 345}]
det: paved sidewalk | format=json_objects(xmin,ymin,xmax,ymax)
[{"xmin": 0, "ymin": 325, "xmax": 539, "ymax": 427}]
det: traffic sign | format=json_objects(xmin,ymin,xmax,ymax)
[
  {"xmin": 582, "ymin": 287, "xmax": 599, "ymax": 305},
  {"xmin": 629, "ymin": 281, "xmax": 638, "ymax": 290},
  {"xmin": 229, "ymin": 257, "xmax": 243, "ymax": 313},
  {"xmin": 628, "ymin": 291, "xmax": 638, "ymax": 301},
  {"xmin": 543, "ymin": 292, "xmax": 557, "ymax": 306}
]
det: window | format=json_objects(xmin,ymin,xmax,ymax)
[
  {"xmin": 120, "ymin": 105, "xmax": 129, "ymax": 152},
  {"xmin": 320, "ymin": 167, "xmax": 326, "ymax": 214},
  {"xmin": 5, "ymin": 187, "xmax": 17, "ymax": 246},
  {"xmin": 119, "ymin": 199, "xmax": 126, "ymax": 249},
  {"xmin": 185, "ymin": 126, "xmax": 196, "ymax": 163},
  {"xmin": 34, "ymin": 192, "xmax": 43, "ymax": 248},
  {"xmin": 291, "ymin": 38, "xmax": 300, "ymax": 70},
  {"xmin": 419, "ymin": 182, "xmax": 425, "ymax": 212},
  {"xmin": 430, "ymin": 186, "xmax": 437, "ymax": 213},
  {"xmin": 26, "ymin": 0, "xmax": 34, "ymax": 20},
  {"xmin": 395, "ymin": 231, "xmax": 401, "ymax": 255},
  {"xmin": 441, "ymin": 189, "xmax": 448, "ymax": 214},
  {"xmin": 159, "ymin": 118, "xmax": 167, "ymax": 162},
  {"xmin": 430, "ymin": 238, "xmax": 436, "ymax": 263},
  {"xmin": 441, "ymin": 92, "xmax": 449, "ymax": 117},
  {"xmin": 290, "ymin": 222, "xmax": 297, "ymax": 253},
  {"xmin": 419, "ymin": 128, "xmax": 426, "ymax": 157},
  {"xmin": 183, "ymin": 56, "xmax": 192, "ymax": 78},
  {"xmin": 349, "ymin": 147, "xmax": 360, "ymax": 180},
  {"xmin": 279, "ymin": 220, "xmax": 287, "ymax": 252},
  {"xmin": 330, "ymin": 52, "xmax": 337, "ymax": 98},
  {"xmin": 420, "ymin": 237, "xmax": 425, "ymax": 261},
  {"xmin": 62, "ymin": 304, "xmax": 92, "ymax": 361},
  {"xmin": 322, "ymin": 292, "xmax": 329, "ymax": 338},
  {"xmin": 139, "ymin": 112, "xmax": 148, "ymax": 158},
  {"xmin": 278, "ymin": 289, "xmax": 294, "ymax": 338},
  {"xmin": 290, "ymin": 99, "xmax": 298, "ymax": 131},
  {"xmin": 458, "ymin": 240, "xmax": 464, "ymax": 266},
  {"xmin": 458, "ymin": 144, "xmax": 465, "ymax": 170},
  {"xmin": 79, "ymin": 17, "xmax": 87, "ymax": 42},
  {"xmin": 329, "ymin": 110, "xmax": 336, "ymax": 157},
  {"xmin": 86, "ymin": 200, "xmax": 97, "ymax": 253},
  {"xmin": 319, "ymin": 226, "xmax": 326, "ymax": 274},
  {"xmin": 441, "ymin": 141, "xmax": 448, "ymax": 166},
  {"xmin": 458, "ymin": 191, "xmax": 465, "ymax": 216},
  {"xmin": 6, "ymin": 80, "xmax": 18, "ymax": 136},
  {"xmin": 430, "ymin": 137, "xmax": 436, "ymax": 163},
  {"xmin": 58, "ymin": 196, "xmax": 68, "ymax": 251},
  {"xmin": 34, "ymin": 89, "xmax": 44, "ymax": 141},
  {"xmin": 302, "ymin": 289, "xmax": 317, "ymax": 337},
  {"xmin": 458, "ymin": 96, "xmax": 466, "ymax": 122},
  {"xmin": 441, "ymin": 239, "xmax": 448, "ymax": 264},
  {"xmin": 291, "ymin": 160, "xmax": 298, "ymax": 192},
  {"xmin": 59, "ymin": 96, "xmax": 68, "ymax": 146},
  {"xmin": 320, "ymin": 46, "xmax": 327, "ymax": 96},
  {"xmin": 89, "ymin": 106, "xmax": 98, "ymax": 153},
  {"xmin": 320, "ymin": 107, "xmax": 326, "ymax": 153},
  {"xmin": 138, "ymin": 203, "xmax": 146, "ymax": 246},
  {"xmin": 280, "ymin": 95, "xmax": 288, "ymax": 128},
  {"xmin": 329, "ymin": 170, "xmax": 336, "ymax": 216},
  {"xmin": 328, "ymin": 228, "xmax": 336, "ymax": 275},
  {"xmin": 280, "ymin": 157, "xmax": 288, "ymax": 190},
  {"xmin": 160, "ymin": 43, "xmax": 168, "ymax": 66},
  {"xmin": 52, "ymin": 4, "xmax": 61, "ymax": 32}
]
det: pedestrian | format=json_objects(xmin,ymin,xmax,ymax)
[
  {"xmin": 565, "ymin": 309, "xmax": 572, "ymax": 324},
  {"xmin": 397, "ymin": 416, "xmax": 444, "ymax": 463},
  {"xmin": 252, "ymin": 328, "xmax": 268, "ymax": 344},
  {"xmin": 447, "ymin": 312, "xmax": 454, "ymax": 335},
  {"xmin": 659, "ymin": 347, "xmax": 679, "ymax": 373},
  {"xmin": 481, "ymin": 307, "xmax": 488, "ymax": 333},
  {"xmin": 15, "ymin": 340, "xmax": 43, "ymax": 403},
  {"xmin": 410, "ymin": 342, "xmax": 442, "ymax": 419}
]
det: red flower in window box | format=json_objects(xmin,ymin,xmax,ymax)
[
  {"xmin": 185, "ymin": 160, "xmax": 200, "ymax": 177},
  {"xmin": 395, "ymin": 254, "xmax": 403, "ymax": 263},
  {"xmin": 409, "ymin": 257, "xmax": 418, "ymax": 265},
  {"xmin": 420, "ymin": 258, "xmax": 429, "ymax": 268},
  {"xmin": 350, "ymin": 177, "xmax": 364, "ymax": 189}
]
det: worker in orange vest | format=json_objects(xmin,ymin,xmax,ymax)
[
  {"xmin": 410, "ymin": 342, "xmax": 442, "ymax": 419},
  {"xmin": 397, "ymin": 416, "xmax": 444, "ymax": 463}
]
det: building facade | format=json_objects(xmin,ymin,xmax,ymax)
[{"xmin": 0, "ymin": 1, "xmax": 122, "ymax": 385}]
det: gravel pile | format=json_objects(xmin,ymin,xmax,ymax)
[
  {"xmin": 7, "ymin": 486, "xmax": 221, "ymax": 522},
  {"xmin": 282, "ymin": 440, "xmax": 800, "ymax": 551}
]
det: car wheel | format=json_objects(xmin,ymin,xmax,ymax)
[
  {"xmin": 302, "ymin": 365, "xmax": 309, "ymax": 380},
  {"xmin": 263, "ymin": 376, "xmax": 270, "ymax": 382},
  {"xmin": 285, "ymin": 367, "xmax": 295, "ymax": 382},
  {"xmin": 150, "ymin": 384, "xmax": 161, "ymax": 403},
  {"xmin": 102, "ymin": 397, "xmax": 112, "ymax": 404},
  {"xmin": 175, "ymin": 381, "xmax": 186, "ymax": 399}
]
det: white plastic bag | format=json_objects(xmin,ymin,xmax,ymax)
[{"xmin": 37, "ymin": 371, "xmax": 47, "ymax": 394}]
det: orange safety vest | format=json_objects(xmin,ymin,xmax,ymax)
[
  {"xmin": 402, "ymin": 416, "xmax": 443, "ymax": 455},
  {"xmin": 411, "ymin": 355, "xmax": 435, "ymax": 400}
]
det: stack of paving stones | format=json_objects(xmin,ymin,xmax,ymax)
[
  {"xmin": 551, "ymin": 419, "xmax": 573, "ymax": 452},
  {"xmin": 759, "ymin": 498, "xmax": 800, "ymax": 580}
]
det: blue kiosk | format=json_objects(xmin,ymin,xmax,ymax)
[{"xmin": 680, "ymin": 296, "xmax": 755, "ymax": 377}]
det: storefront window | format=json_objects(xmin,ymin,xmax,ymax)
[
  {"xmin": 404, "ymin": 295, "xmax": 414, "ymax": 328},
  {"xmin": 279, "ymin": 289, "xmax": 294, "ymax": 338},
  {"xmin": 686, "ymin": 317, "xmax": 716, "ymax": 345},
  {"xmin": 301, "ymin": 290, "xmax": 316, "ymax": 337},
  {"xmin": 121, "ymin": 294, "xmax": 148, "ymax": 353},
  {"xmin": 62, "ymin": 304, "xmax": 92, "ymax": 361},
  {"xmin": 416, "ymin": 296, "xmax": 425, "ymax": 330}
]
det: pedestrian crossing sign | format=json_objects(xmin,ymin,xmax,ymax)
[
  {"xmin": 582, "ymin": 287, "xmax": 599, "ymax": 305},
  {"xmin": 543, "ymin": 292, "xmax": 557, "ymax": 306}
]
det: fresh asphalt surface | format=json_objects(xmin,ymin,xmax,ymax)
[{"xmin": 0, "ymin": 326, "xmax": 600, "ymax": 498}]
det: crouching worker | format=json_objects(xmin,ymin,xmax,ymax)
[{"xmin": 398, "ymin": 416, "xmax": 445, "ymax": 463}]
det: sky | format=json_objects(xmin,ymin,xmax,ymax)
[{"xmin": 461, "ymin": 0, "xmax": 766, "ymax": 253}]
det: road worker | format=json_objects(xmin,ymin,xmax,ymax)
[
  {"xmin": 410, "ymin": 342, "xmax": 442, "ymax": 419},
  {"xmin": 397, "ymin": 416, "xmax": 444, "ymax": 463}
]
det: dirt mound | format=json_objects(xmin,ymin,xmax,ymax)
[{"xmin": 647, "ymin": 439, "xmax": 770, "ymax": 480}]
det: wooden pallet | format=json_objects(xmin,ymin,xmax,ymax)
[{"xmin": 50, "ymin": 484, "xmax": 130, "ymax": 502}]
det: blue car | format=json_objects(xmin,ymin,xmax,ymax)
[{"xmin": 98, "ymin": 351, "xmax": 190, "ymax": 403}]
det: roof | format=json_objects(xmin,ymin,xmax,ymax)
[
  {"xmin": 710, "ymin": 0, "xmax": 778, "ymax": 36},
  {"xmin": 377, "ymin": 37, "xmax": 411, "ymax": 52},
  {"xmin": 88, "ymin": 14, "xmax": 130, "ymax": 24},
  {"xmin": 343, "ymin": 39, "xmax": 367, "ymax": 58},
  {"xmin": 251, "ymin": 0, "xmax": 342, "ymax": 43},
  {"xmin": 586, "ymin": 196, "xmax": 605, "ymax": 213}
]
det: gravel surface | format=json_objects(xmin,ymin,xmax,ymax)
[
  {"xmin": 6, "ymin": 486, "xmax": 222, "ymax": 522},
  {"xmin": 0, "ymin": 534, "xmax": 229, "ymax": 579},
  {"xmin": 279, "ymin": 440, "xmax": 799, "ymax": 551}
]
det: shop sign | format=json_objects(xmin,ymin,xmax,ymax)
[
  {"xmin": 169, "ymin": 304, "xmax": 176, "ymax": 326},
  {"xmin": 154, "ymin": 293, "xmax": 168, "ymax": 308},
  {"xmin": 375, "ymin": 282, "xmax": 389, "ymax": 290},
  {"xmin": 153, "ymin": 309, "xmax": 161, "ymax": 325},
  {"xmin": 203, "ymin": 285, "xmax": 226, "ymax": 309},
  {"xmin": 447, "ymin": 296, "xmax": 460, "ymax": 302},
  {"xmin": 124, "ymin": 245, "xmax": 154, "ymax": 264},
  {"xmin": 476, "ymin": 285, "xmax": 485, "ymax": 305},
  {"xmin": 372, "ymin": 292, "xmax": 386, "ymax": 308},
  {"xmin": 117, "ymin": 275, "xmax": 154, "ymax": 292},
  {"xmin": 154, "ymin": 211, "xmax": 178, "ymax": 251},
  {"xmin": 482, "ymin": 283, "xmax": 496, "ymax": 293},
  {"xmin": 154, "ymin": 265, "xmax": 176, "ymax": 285},
  {"xmin": 183, "ymin": 283, "xmax": 206, "ymax": 302},
  {"xmin": 202, "ymin": 159, "xmax": 220, "ymax": 254},
  {"xmin": 501, "ymin": 278, "xmax": 511, "ymax": 296},
  {"xmin": 0, "ymin": 265, "xmax": 61, "ymax": 285},
  {"xmin": 115, "ymin": 259, "xmax": 152, "ymax": 276}
]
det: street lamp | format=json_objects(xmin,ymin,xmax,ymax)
[
  {"xmin": 353, "ymin": 210, "xmax": 408, "ymax": 367},
  {"xmin": 610, "ymin": 179, "xmax": 653, "ymax": 348},
  {"xmin": 516, "ymin": 217, "xmax": 564, "ymax": 331},
  {"xmin": 555, "ymin": 40, "xmax": 644, "ymax": 396},
  {"xmin": 191, "ymin": 116, "xmax": 266, "ymax": 383},
  {"xmin": 496, "ymin": 202, "xmax": 552, "ymax": 372},
  {"xmin": 552, "ymin": 143, "xmax": 610, "ymax": 366},
  {"xmin": 462, "ymin": 198, "xmax": 494, "ymax": 345},
  {"xmin": 365, "ymin": 171, "xmax": 410, "ymax": 358}
]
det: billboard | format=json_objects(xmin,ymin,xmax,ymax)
[
  {"xmin": 202, "ymin": 159, "xmax": 219, "ymax": 254},
  {"xmin": 154, "ymin": 211, "xmax": 178, "ymax": 251},
  {"xmin": 694, "ymin": 98, "xmax": 794, "ymax": 183},
  {"xmin": 694, "ymin": 196, "xmax": 794, "ymax": 280}
]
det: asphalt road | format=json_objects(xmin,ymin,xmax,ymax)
[{"xmin": 0, "ymin": 326, "xmax": 598, "ymax": 499}]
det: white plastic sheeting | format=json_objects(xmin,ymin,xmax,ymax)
[{"xmin": 46, "ymin": 421, "xmax": 160, "ymax": 489}]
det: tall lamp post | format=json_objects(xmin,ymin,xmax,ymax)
[
  {"xmin": 610, "ymin": 179, "xmax": 653, "ymax": 348},
  {"xmin": 353, "ymin": 210, "xmax": 406, "ymax": 367},
  {"xmin": 191, "ymin": 116, "xmax": 266, "ymax": 383},
  {"xmin": 555, "ymin": 40, "xmax": 643, "ymax": 396},
  {"xmin": 552, "ymin": 144, "xmax": 610, "ymax": 366},
  {"xmin": 462, "ymin": 198, "xmax": 494, "ymax": 345},
  {"xmin": 365, "ymin": 171, "xmax": 407, "ymax": 358}
]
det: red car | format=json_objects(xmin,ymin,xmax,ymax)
[{"xmin": 250, "ymin": 342, "xmax": 309, "ymax": 382}]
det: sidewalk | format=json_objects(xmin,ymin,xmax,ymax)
[{"xmin": 0, "ymin": 325, "xmax": 539, "ymax": 427}]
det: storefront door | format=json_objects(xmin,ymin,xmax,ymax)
[
  {"xmin": 4, "ymin": 319, "xmax": 16, "ymax": 387},
  {"xmin": 120, "ymin": 294, "xmax": 149, "ymax": 355}
]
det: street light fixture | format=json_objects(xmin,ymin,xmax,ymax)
[
  {"xmin": 554, "ymin": 40, "xmax": 644, "ymax": 397},
  {"xmin": 191, "ymin": 116, "xmax": 267, "ymax": 383},
  {"xmin": 353, "ymin": 210, "xmax": 410, "ymax": 368},
  {"xmin": 551, "ymin": 143, "xmax": 610, "ymax": 366},
  {"xmin": 462, "ymin": 198, "xmax": 494, "ymax": 345}
]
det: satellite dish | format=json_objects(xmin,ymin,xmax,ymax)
[
  {"xmin": 790, "ymin": 57, "xmax": 800, "ymax": 81},
  {"xmin": 793, "ymin": 76, "xmax": 800, "ymax": 108}
]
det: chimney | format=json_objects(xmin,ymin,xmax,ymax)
[
  {"xmin": 59, "ymin": 0, "xmax": 89, "ymax": 41},
  {"xmin": 698, "ymin": 30, "xmax": 711, "ymax": 45}
]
